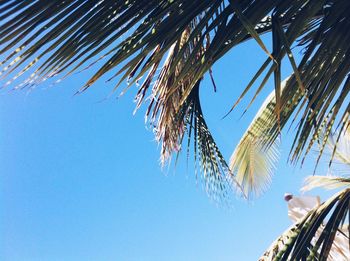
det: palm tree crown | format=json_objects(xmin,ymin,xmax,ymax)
[{"xmin": 1, "ymin": 0, "xmax": 350, "ymax": 199}]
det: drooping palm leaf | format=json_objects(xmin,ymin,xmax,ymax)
[
  {"xmin": 133, "ymin": 21, "xmax": 243, "ymax": 200},
  {"xmin": 180, "ymin": 84, "xmax": 243, "ymax": 202}
]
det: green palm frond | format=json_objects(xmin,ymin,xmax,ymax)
[
  {"xmin": 159, "ymin": 80, "xmax": 243, "ymax": 202},
  {"xmin": 230, "ymin": 135, "xmax": 279, "ymax": 198},
  {"xmin": 260, "ymin": 188, "xmax": 350, "ymax": 261},
  {"xmin": 184, "ymin": 85, "xmax": 242, "ymax": 201}
]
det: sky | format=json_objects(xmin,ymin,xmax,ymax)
[{"xmin": 0, "ymin": 34, "xmax": 332, "ymax": 260}]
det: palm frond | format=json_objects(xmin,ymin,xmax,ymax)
[
  {"xmin": 324, "ymin": 127, "xmax": 350, "ymax": 167},
  {"xmin": 135, "ymin": 21, "xmax": 244, "ymax": 201},
  {"xmin": 227, "ymin": 0, "xmax": 350, "ymax": 169},
  {"xmin": 260, "ymin": 188, "xmax": 350, "ymax": 261},
  {"xmin": 229, "ymin": 75, "xmax": 305, "ymax": 198},
  {"xmin": 286, "ymin": 1, "xmax": 350, "ymax": 165},
  {"xmin": 187, "ymin": 86, "xmax": 243, "ymax": 202},
  {"xmin": 161, "ymin": 81, "xmax": 243, "ymax": 202},
  {"xmin": 229, "ymin": 87, "xmax": 281, "ymax": 198},
  {"xmin": 302, "ymin": 175, "xmax": 350, "ymax": 193}
]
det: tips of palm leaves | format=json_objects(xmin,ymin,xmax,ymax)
[{"xmin": 302, "ymin": 176, "xmax": 350, "ymax": 193}]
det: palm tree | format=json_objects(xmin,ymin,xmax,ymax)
[
  {"xmin": 1, "ymin": 0, "xmax": 350, "ymax": 223},
  {"xmin": 2, "ymin": 0, "xmax": 349, "ymax": 198}
]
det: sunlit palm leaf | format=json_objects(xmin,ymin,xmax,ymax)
[
  {"xmin": 229, "ymin": 87, "xmax": 281, "ymax": 198},
  {"xmin": 302, "ymin": 175, "xmax": 350, "ymax": 193},
  {"xmin": 229, "ymin": 75, "xmax": 304, "ymax": 197}
]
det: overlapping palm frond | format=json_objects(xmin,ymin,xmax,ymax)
[
  {"xmin": 232, "ymin": 0, "xmax": 350, "ymax": 168},
  {"xmin": 261, "ymin": 128, "xmax": 350, "ymax": 260},
  {"xmin": 260, "ymin": 188, "xmax": 350, "ymax": 261},
  {"xmin": 1, "ymin": 1, "xmax": 350, "ymax": 198},
  {"xmin": 285, "ymin": 0, "xmax": 350, "ymax": 165},
  {"xmin": 228, "ymin": 0, "xmax": 350, "ymax": 197}
]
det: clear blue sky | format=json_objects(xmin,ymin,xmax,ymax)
[{"xmin": 1, "ymin": 35, "xmax": 329, "ymax": 260}]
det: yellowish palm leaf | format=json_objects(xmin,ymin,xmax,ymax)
[
  {"xmin": 229, "ymin": 78, "xmax": 291, "ymax": 197},
  {"xmin": 302, "ymin": 175, "xmax": 350, "ymax": 193}
]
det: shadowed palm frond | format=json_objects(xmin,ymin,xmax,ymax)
[
  {"xmin": 135, "ymin": 21, "xmax": 244, "ymax": 201},
  {"xmin": 260, "ymin": 188, "xmax": 350, "ymax": 261},
  {"xmin": 1, "ymin": 1, "xmax": 350, "ymax": 198},
  {"xmin": 182, "ymin": 84, "xmax": 243, "ymax": 202}
]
